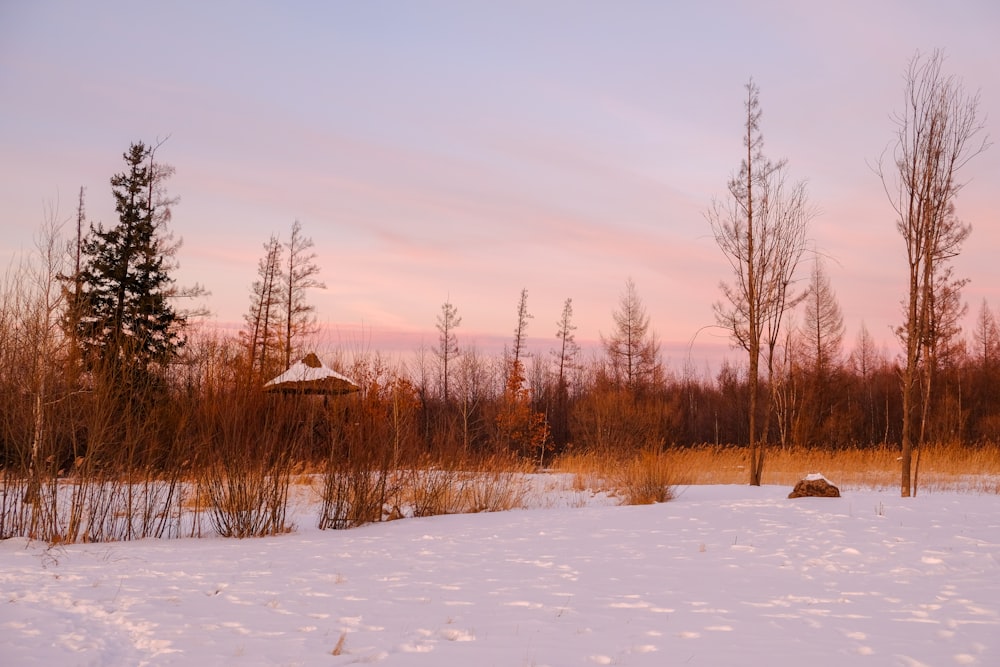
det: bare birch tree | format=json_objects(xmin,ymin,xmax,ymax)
[
  {"xmin": 877, "ymin": 50, "xmax": 989, "ymax": 496},
  {"xmin": 707, "ymin": 79, "xmax": 811, "ymax": 485}
]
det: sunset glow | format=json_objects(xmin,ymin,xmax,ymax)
[{"xmin": 2, "ymin": 1, "xmax": 998, "ymax": 370}]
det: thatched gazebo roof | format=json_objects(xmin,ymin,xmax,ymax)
[{"xmin": 263, "ymin": 353, "xmax": 359, "ymax": 396}]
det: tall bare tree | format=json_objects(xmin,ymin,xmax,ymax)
[
  {"xmin": 548, "ymin": 298, "xmax": 579, "ymax": 450},
  {"xmin": 143, "ymin": 137, "xmax": 209, "ymax": 322},
  {"xmin": 282, "ymin": 220, "xmax": 325, "ymax": 368},
  {"xmin": 707, "ymin": 79, "xmax": 811, "ymax": 485},
  {"xmin": 878, "ymin": 50, "xmax": 989, "ymax": 496},
  {"xmin": 509, "ymin": 288, "xmax": 533, "ymax": 380},
  {"xmin": 243, "ymin": 234, "xmax": 284, "ymax": 378},
  {"xmin": 553, "ymin": 298, "xmax": 579, "ymax": 394},
  {"xmin": 60, "ymin": 187, "xmax": 87, "ymax": 379},
  {"xmin": 27, "ymin": 206, "xmax": 70, "ymax": 488}
]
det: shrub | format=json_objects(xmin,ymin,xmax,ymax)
[{"xmin": 613, "ymin": 450, "xmax": 676, "ymax": 505}]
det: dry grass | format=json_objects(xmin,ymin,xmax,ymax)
[
  {"xmin": 401, "ymin": 453, "xmax": 530, "ymax": 517},
  {"xmin": 612, "ymin": 450, "xmax": 676, "ymax": 505},
  {"xmin": 552, "ymin": 449, "xmax": 677, "ymax": 505},
  {"xmin": 553, "ymin": 442, "xmax": 1000, "ymax": 494}
]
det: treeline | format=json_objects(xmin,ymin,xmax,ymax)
[
  {"xmin": 3, "ymin": 132, "xmax": 1000, "ymax": 483},
  {"xmin": 7, "ymin": 260, "xmax": 1000, "ymax": 480}
]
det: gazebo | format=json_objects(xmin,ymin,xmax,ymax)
[{"xmin": 263, "ymin": 353, "xmax": 359, "ymax": 396}]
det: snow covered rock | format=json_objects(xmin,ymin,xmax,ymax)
[{"xmin": 788, "ymin": 473, "xmax": 840, "ymax": 498}]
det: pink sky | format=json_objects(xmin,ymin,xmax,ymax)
[{"xmin": 2, "ymin": 1, "xmax": 999, "ymax": 373}]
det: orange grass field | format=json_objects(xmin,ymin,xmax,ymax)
[{"xmin": 552, "ymin": 443, "xmax": 1000, "ymax": 495}]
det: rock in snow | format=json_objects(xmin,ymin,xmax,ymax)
[{"xmin": 788, "ymin": 474, "xmax": 841, "ymax": 498}]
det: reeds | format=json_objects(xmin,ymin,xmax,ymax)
[
  {"xmin": 552, "ymin": 442, "xmax": 1000, "ymax": 493},
  {"xmin": 318, "ymin": 452, "xmax": 529, "ymax": 528},
  {"xmin": 553, "ymin": 448, "xmax": 676, "ymax": 505}
]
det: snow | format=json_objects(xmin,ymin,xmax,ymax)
[
  {"xmin": 264, "ymin": 355, "xmax": 357, "ymax": 391},
  {"xmin": 804, "ymin": 472, "xmax": 829, "ymax": 481},
  {"xmin": 3, "ymin": 481, "xmax": 999, "ymax": 666}
]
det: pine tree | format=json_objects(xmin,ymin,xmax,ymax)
[{"xmin": 73, "ymin": 142, "xmax": 184, "ymax": 374}]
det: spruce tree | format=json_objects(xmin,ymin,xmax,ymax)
[{"xmin": 74, "ymin": 142, "xmax": 184, "ymax": 374}]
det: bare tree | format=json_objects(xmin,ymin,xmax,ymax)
[
  {"xmin": 972, "ymin": 299, "xmax": 999, "ymax": 369},
  {"xmin": 971, "ymin": 299, "xmax": 1000, "ymax": 442},
  {"xmin": 283, "ymin": 220, "xmax": 325, "ymax": 368},
  {"xmin": 509, "ymin": 288, "xmax": 533, "ymax": 382},
  {"xmin": 552, "ymin": 298, "xmax": 579, "ymax": 394},
  {"xmin": 919, "ymin": 265, "xmax": 967, "ymax": 446},
  {"xmin": 602, "ymin": 278, "xmax": 660, "ymax": 392},
  {"xmin": 454, "ymin": 344, "xmax": 489, "ymax": 453},
  {"xmin": 850, "ymin": 324, "xmax": 878, "ymax": 383},
  {"xmin": 60, "ymin": 187, "xmax": 87, "ymax": 379},
  {"xmin": 877, "ymin": 49, "xmax": 989, "ymax": 496},
  {"xmin": 850, "ymin": 323, "xmax": 880, "ymax": 444},
  {"xmin": 548, "ymin": 297, "xmax": 579, "ymax": 450},
  {"xmin": 801, "ymin": 256, "xmax": 844, "ymax": 378},
  {"xmin": 435, "ymin": 299, "xmax": 461, "ymax": 403},
  {"xmin": 787, "ymin": 257, "xmax": 845, "ymax": 447},
  {"xmin": 243, "ymin": 235, "xmax": 284, "ymax": 378},
  {"xmin": 707, "ymin": 79, "xmax": 812, "ymax": 485},
  {"xmin": 27, "ymin": 205, "xmax": 70, "ymax": 487},
  {"xmin": 145, "ymin": 138, "xmax": 209, "ymax": 323}
]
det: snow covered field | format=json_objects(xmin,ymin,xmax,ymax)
[{"xmin": 3, "ymin": 480, "xmax": 999, "ymax": 666}]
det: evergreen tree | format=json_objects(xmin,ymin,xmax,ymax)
[{"xmin": 74, "ymin": 142, "xmax": 184, "ymax": 373}]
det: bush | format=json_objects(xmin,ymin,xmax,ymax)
[{"xmin": 613, "ymin": 450, "xmax": 676, "ymax": 505}]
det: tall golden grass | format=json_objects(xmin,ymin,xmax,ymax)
[{"xmin": 553, "ymin": 442, "xmax": 1000, "ymax": 494}]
